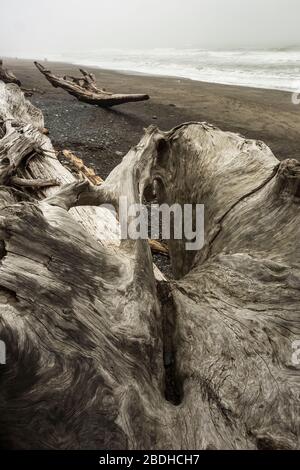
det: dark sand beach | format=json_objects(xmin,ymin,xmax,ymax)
[
  {"xmin": 6, "ymin": 58, "xmax": 300, "ymax": 181},
  {"xmin": 6, "ymin": 58, "xmax": 299, "ymax": 276},
  {"xmin": 4, "ymin": 58, "xmax": 300, "ymax": 275}
]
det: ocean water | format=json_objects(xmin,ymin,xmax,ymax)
[{"xmin": 47, "ymin": 48, "xmax": 300, "ymax": 92}]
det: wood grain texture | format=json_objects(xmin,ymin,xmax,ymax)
[{"xmin": 0, "ymin": 81, "xmax": 299, "ymax": 450}]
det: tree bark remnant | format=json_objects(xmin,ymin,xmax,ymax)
[{"xmin": 0, "ymin": 82, "xmax": 299, "ymax": 450}]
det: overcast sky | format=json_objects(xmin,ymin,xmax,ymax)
[{"xmin": 1, "ymin": 0, "xmax": 300, "ymax": 56}]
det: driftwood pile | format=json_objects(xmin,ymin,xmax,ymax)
[{"xmin": 0, "ymin": 81, "xmax": 299, "ymax": 450}]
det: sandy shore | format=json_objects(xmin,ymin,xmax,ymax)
[{"xmin": 6, "ymin": 59, "xmax": 300, "ymax": 178}]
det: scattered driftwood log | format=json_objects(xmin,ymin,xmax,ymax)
[
  {"xmin": 34, "ymin": 61, "xmax": 150, "ymax": 107},
  {"xmin": 0, "ymin": 59, "xmax": 37, "ymax": 97},
  {"xmin": 0, "ymin": 60, "xmax": 21, "ymax": 86},
  {"xmin": 0, "ymin": 82, "xmax": 299, "ymax": 450}
]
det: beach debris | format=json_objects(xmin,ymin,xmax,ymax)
[
  {"xmin": 0, "ymin": 81, "xmax": 299, "ymax": 450},
  {"xmin": 148, "ymin": 239, "xmax": 169, "ymax": 256},
  {"xmin": 34, "ymin": 61, "xmax": 150, "ymax": 107},
  {"xmin": 22, "ymin": 88, "xmax": 34, "ymax": 97},
  {"xmin": 0, "ymin": 59, "xmax": 38, "ymax": 97},
  {"xmin": 62, "ymin": 149, "xmax": 103, "ymax": 185},
  {"xmin": 0, "ymin": 58, "xmax": 21, "ymax": 86}
]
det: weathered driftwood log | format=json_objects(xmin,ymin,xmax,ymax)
[
  {"xmin": 0, "ymin": 60, "xmax": 37, "ymax": 97},
  {"xmin": 0, "ymin": 82, "xmax": 299, "ymax": 450},
  {"xmin": 34, "ymin": 61, "xmax": 150, "ymax": 107},
  {"xmin": 0, "ymin": 60, "xmax": 21, "ymax": 87}
]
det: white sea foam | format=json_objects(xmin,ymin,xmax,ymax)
[{"xmin": 42, "ymin": 48, "xmax": 300, "ymax": 92}]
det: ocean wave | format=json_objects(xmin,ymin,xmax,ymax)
[{"xmin": 46, "ymin": 48, "xmax": 300, "ymax": 92}]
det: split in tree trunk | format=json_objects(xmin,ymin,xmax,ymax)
[
  {"xmin": 34, "ymin": 61, "xmax": 150, "ymax": 107},
  {"xmin": 0, "ymin": 83, "xmax": 299, "ymax": 450}
]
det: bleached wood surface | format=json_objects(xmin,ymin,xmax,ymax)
[{"xmin": 0, "ymin": 81, "xmax": 299, "ymax": 449}]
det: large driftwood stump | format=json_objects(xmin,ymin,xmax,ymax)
[
  {"xmin": 0, "ymin": 81, "xmax": 299, "ymax": 450},
  {"xmin": 34, "ymin": 62, "xmax": 150, "ymax": 107}
]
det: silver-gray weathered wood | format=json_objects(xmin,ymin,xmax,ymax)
[
  {"xmin": 35, "ymin": 62, "xmax": 150, "ymax": 107},
  {"xmin": 0, "ymin": 81, "xmax": 299, "ymax": 450}
]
